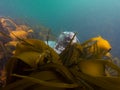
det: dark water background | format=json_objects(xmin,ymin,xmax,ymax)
[{"xmin": 0, "ymin": 0, "xmax": 120, "ymax": 58}]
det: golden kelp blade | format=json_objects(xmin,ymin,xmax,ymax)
[
  {"xmin": 14, "ymin": 39, "xmax": 56, "ymax": 56},
  {"xmin": 14, "ymin": 39, "xmax": 61, "ymax": 64},
  {"xmin": 4, "ymin": 61, "xmax": 80, "ymax": 89},
  {"xmin": 12, "ymin": 74, "xmax": 78, "ymax": 88},
  {"xmin": 60, "ymin": 43, "xmax": 84, "ymax": 66},
  {"xmin": 81, "ymin": 36, "xmax": 111, "ymax": 58},
  {"xmin": 77, "ymin": 59, "xmax": 120, "ymax": 76},
  {"xmin": 73, "ymin": 71, "xmax": 120, "ymax": 90},
  {"xmin": 3, "ymin": 71, "xmax": 79, "ymax": 90},
  {"xmin": 9, "ymin": 31, "xmax": 29, "ymax": 40},
  {"xmin": 38, "ymin": 63, "xmax": 76, "ymax": 83},
  {"xmin": 13, "ymin": 51, "xmax": 45, "ymax": 68},
  {"xmin": 70, "ymin": 59, "xmax": 120, "ymax": 89},
  {"xmin": 78, "ymin": 59, "xmax": 105, "ymax": 76}
]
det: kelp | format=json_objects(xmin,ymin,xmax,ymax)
[
  {"xmin": 14, "ymin": 39, "xmax": 62, "ymax": 64},
  {"xmin": 59, "ymin": 32, "xmax": 84, "ymax": 66},
  {"xmin": 70, "ymin": 59, "xmax": 120, "ymax": 90},
  {"xmin": 59, "ymin": 35, "xmax": 120, "ymax": 89},
  {"xmin": 2, "ymin": 38, "xmax": 82, "ymax": 90},
  {"xmin": 60, "ymin": 36, "xmax": 112, "ymax": 67},
  {"xmin": 81, "ymin": 36, "xmax": 112, "ymax": 59},
  {"xmin": 5, "ymin": 38, "xmax": 62, "ymax": 80},
  {"xmin": 60, "ymin": 43, "xmax": 120, "ymax": 89},
  {"xmin": 0, "ymin": 17, "xmax": 34, "ymax": 47},
  {"xmin": 4, "ymin": 56, "xmax": 79, "ymax": 90},
  {"xmin": 2, "ymin": 35, "xmax": 120, "ymax": 90},
  {"xmin": 0, "ymin": 17, "xmax": 34, "ymax": 71},
  {"xmin": 4, "ymin": 72, "xmax": 78, "ymax": 89},
  {"xmin": 60, "ymin": 43, "xmax": 84, "ymax": 67}
]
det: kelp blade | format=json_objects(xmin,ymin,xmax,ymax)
[{"xmin": 4, "ymin": 70, "xmax": 79, "ymax": 90}]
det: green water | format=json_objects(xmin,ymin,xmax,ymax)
[{"xmin": 0, "ymin": 0, "xmax": 120, "ymax": 57}]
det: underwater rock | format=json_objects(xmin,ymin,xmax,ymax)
[{"xmin": 54, "ymin": 31, "xmax": 79, "ymax": 54}]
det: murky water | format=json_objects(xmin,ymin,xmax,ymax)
[{"xmin": 0, "ymin": 0, "xmax": 120, "ymax": 58}]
